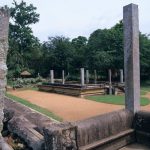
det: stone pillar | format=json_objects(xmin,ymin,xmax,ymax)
[
  {"xmin": 86, "ymin": 70, "xmax": 89, "ymax": 84},
  {"xmin": 80, "ymin": 68, "xmax": 85, "ymax": 86},
  {"xmin": 123, "ymin": 4, "xmax": 140, "ymax": 113},
  {"xmin": 62, "ymin": 70, "xmax": 65, "ymax": 84},
  {"xmin": 108, "ymin": 69, "xmax": 112, "ymax": 95},
  {"xmin": 50, "ymin": 70, "xmax": 54, "ymax": 84},
  {"xmin": 0, "ymin": 6, "xmax": 9, "ymax": 137},
  {"xmin": 94, "ymin": 70, "xmax": 97, "ymax": 84},
  {"xmin": 120, "ymin": 69, "xmax": 124, "ymax": 83}
]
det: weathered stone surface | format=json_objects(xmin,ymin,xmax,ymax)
[
  {"xmin": 120, "ymin": 69, "xmax": 124, "ymax": 83},
  {"xmin": 123, "ymin": 4, "xmax": 140, "ymax": 113},
  {"xmin": 86, "ymin": 70, "xmax": 89, "ymax": 84},
  {"xmin": 0, "ymin": 137, "xmax": 14, "ymax": 150},
  {"xmin": 43, "ymin": 122, "xmax": 78, "ymax": 150},
  {"xmin": 4, "ymin": 97, "xmax": 59, "ymax": 150},
  {"xmin": 81, "ymin": 68, "xmax": 85, "ymax": 86},
  {"xmin": 94, "ymin": 70, "xmax": 97, "ymax": 84},
  {"xmin": 134, "ymin": 111, "xmax": 150, "ymax": 146},
  {"xmin": 62, "ymin": 70, "xmax": 65, "ymax": 84},
  {"xmin": 108, "ymin": 69, "xmax": 112, "ymax": 94},
  {"xmin": 8, "ymin": 116, "xmax": 44, "ymax": 150},
  {"xmin": 4, "ymin": 97, "xmax": 58, "ymax": 133},
  {"xmin": 50, "ymin": 70, "xmax": 54, "ymax": 84},
  {"xmin": 120, "ymin": 143, "xmax": 150, "ymax": 150},
  {"xmin": 80, "ymin": 130, "xmax": 135, "ymax": 150},
  {"xmin": 0, "ymin": 6, "xmax": 9, "ymax": 138},
  {"xmin": 74, "ymin": 109, "xmax": 134, "ymax": 147}
]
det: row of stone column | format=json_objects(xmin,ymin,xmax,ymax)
[{"xmin": 50, "ymin": 68, "xmax": 124, "ymax": 85}]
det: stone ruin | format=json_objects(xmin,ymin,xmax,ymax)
[
  {"xmin": 0, "ymin": 3, "xmax": 150, "ymax": 150},
  {"xmin": 0, "ymin": 5, "xmax": 9, "ymax": 133},
  {"xmin": 0, "ymin": 6, "xmax": 12, "ymax": 150}
]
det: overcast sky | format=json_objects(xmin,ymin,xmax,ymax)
[{"xmin": 0, "ymin": 0, "xmax": 150, "ymax": 42}]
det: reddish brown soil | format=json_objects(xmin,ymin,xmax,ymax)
[
  {"xmin": 8, "ymin": 90, "xmax": 123, "ymax": 122},
  {"xmin": 8, "ymin": 90, "xmax": 150, "ymax": 122}
]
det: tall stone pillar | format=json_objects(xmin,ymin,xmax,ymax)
[
  {"xmin": 94, "ymin": 70, "xmax": 97, "ymax": 84},
  {"xmin": 80, "ymin": 68, "xmax": 85, "ymax": 86},
  {"xmin": 62, "ymin": 70, "xmax": 65, "ymax": 84},
  {"xmin": 86, "ymin": 70, "xmax": 89, "ymax": 84},
  {"xmin": 0, "ymin": 6, "xmax": 9, "ymax": 136},
  {"xmin": 50, "ymin": 70, "xmax": 54, "ymax": 84},
  {"xmin": 120, "ymin": 69, "xmax": 124, "ymax": 83},
  {"xmin": 108, "ymin": 69, "xmax": 112, "ymax": 95},
  {"xmin": 123, "ymin": 4, "xmax": 140, "ymax": 113}
]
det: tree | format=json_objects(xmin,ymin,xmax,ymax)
[
  {"xmin": 71, "ymin": 36, "xmax": 88, "ymax": 69},
  {"xmin": 140, "ymin": 33, "xmax": 150, "ymax": 79},
  {"xmin": 7, "ymin": 0, "xmax": 41, "ymax": 78},
  {"xmin": 41, "ymin": 36, "xmax": 74, "ymax": 77},
  {"xmin": 87, "ymin": 21, "xmax": 124, "ymax": 74}
]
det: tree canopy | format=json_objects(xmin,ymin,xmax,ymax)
[{"xmin": 7, "ymin": 1, "xmax": 150, "ymax": 80}]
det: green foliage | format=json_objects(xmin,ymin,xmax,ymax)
[
  {"xmin": 10, "ymin": 77, "xmax": 44, "ymax": 88},
  {"xmin": 41, "ymin": 36, "xmax": 75, "ymax": 76},
  {"xmin": 87, "ymin": 21, "xmax": 123, "ymax": 71},
  {"xmin": 7, "ymin": 0, "xmax": 42, "ymax": 78},
  {"xmin": 7, "ymin": 1, "xmax": 150, "ymax": 80}
]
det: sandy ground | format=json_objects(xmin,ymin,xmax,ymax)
[
  {"xmin": 8, "ymin": 90, "xmax": 150, "ymax": 122},
  {"xmin": 8, "ymin": 90, "xmax": 123, "ymax": 122}
]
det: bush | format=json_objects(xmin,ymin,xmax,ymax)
[{"xmin": 8, "ymin": 77, "xmax": 45, "ymax": 88}]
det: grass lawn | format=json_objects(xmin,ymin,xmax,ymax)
[
  {"xmin": 6, "ymin": 93, "xmax": 62, "ymax": 122},
  {"xmin": 86, "ymin": 95, "xmax": 150, "ymax": 106}
]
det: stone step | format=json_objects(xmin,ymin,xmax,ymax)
[
  {"xmin": 119, "ymin": 143, "xmax": 150, "ymax": 150},
  {"xmin": 79, "ymin": 129, "xmax": 134, "ymax": 150}
]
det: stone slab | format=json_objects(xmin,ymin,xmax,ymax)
[{"xmin": 120, "ymin": 143, "xmax": 150, "ymax": 150}]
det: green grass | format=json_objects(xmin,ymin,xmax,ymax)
[
  {"xmin": 6, "ymin": 93, "xmax": 62, "ymax": 122},
  {"xmin": 86, "ymin": 95, "xmax": 150, "ymax": 106}
]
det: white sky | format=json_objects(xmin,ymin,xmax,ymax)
[{"xmin": 0, "ymin": 0, "xmax": 150, "ymax": 42}]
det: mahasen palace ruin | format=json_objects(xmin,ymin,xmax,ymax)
[{"xmin": 0, "ymin": 3, "xmax": 150, "ymax": 150}]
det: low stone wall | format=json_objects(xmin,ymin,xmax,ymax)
[
  {"xmin": 74, "ymin": 109, "xmax": 135, "ymax": 149},
  {"xmin": 4, "ymin": 97, "xmax": 150, "ymax": 150},
  {"xmin": 38, "ymin": 84, "xmax": 105, "ymax": 97},
  {"xmin": 4, "ymin": 97, "xmax": 59, "ymax": 150}
]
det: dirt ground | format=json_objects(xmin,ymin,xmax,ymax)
[
  {"xmin": 8, "ymin": 90, "xmax": 123, "ymax": 122},
  {"xmin": 8, "ymin": 90, "xmax": 150, "ymax": 122}
]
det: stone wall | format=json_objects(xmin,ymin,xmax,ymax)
[
  {"xmin": 4, "ymin": 97, "xmax": 58, "ymax": 149},
  {"xmin": 74, "ymin": 110, "xmax": 134, "ymax": 147},
  {"xmin": 0, "ymin": 6, "xmax": 9, "ymax": 136}
]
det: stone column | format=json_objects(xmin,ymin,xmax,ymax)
[
  {"xmin": 108, "ymin": 69, "xmax": 112, "ymax": 95},
  {"xmin": 94, "ymin": 70, "xmax": 97, "ymax": 84},
  {"xmin": 0, "ymin": 6, "xmax": 9, "ymax": 137},
  {"xmin": 62, "ymin": 70, "xmax": 65, "ymax": 84},
  {"xmin": 120, "ymin": 69, "xmax": 124, "ymax": 83},
  {"xmin": 123, "ymin": 4, "xmax": 140, "ymax": 113},
  {"xmin": 86, "ymin": 70, "xmax": 89, "ymax": 84},
  {"xmin": 50, "ymin": 70, "xmax": 54, "ymax": 84},
  {"xmin": 80, "ymin": 68, "xmax": 85, "ymax": 86}
]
